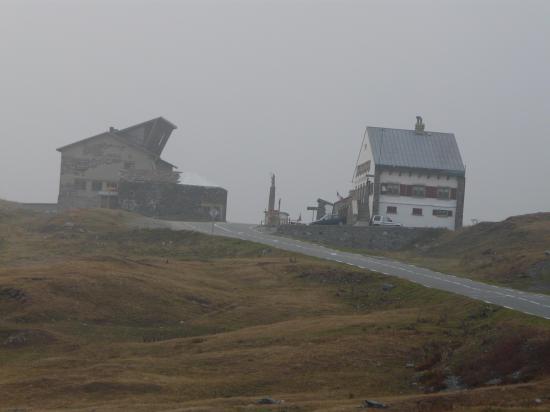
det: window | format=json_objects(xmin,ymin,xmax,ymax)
[
  {"xmin": 75, "ymin": 159, "xmax": 90, "ymax": 171},
  {"xmin": 106, "ymin": 182, "xmax": 118, "ymax": 192},
  {"xmin": 412, "ymin": 208, "xmax": 423, "ymax": 216},
  {"xmin": 92, "ymin": 180, "xmax": 103, "ymax": 191},
  {"xmin": 433, "ymin": 209, "xmax": 453, "ymax": 217},
  {"xmin": 386, "ymin": 206, "xmax": 397, "ymax": 214},
  {"xmin": 437, "ymin": 187, "xmax": 450, "ymax": 200},
  {"xmin": 124, "ymin": 161, "xmax": 135, "ymax": 170},
  {"xmin": 355, "ymin": 160, "xmax": 371, "ymax": 177},
  {"xmin": 450, "ymin": 189, "xmax": 458, "ymax": 200},
  {"xmin": 380, "ymin": 183, "xmax": 400, "ymax": 195},
  {"xmin": 74, "ymin": 179, "xmax": 87, "ymax": 191},
  {"xmin": 411, "ymin": 185, "xmax": 426, "ymax": 197}
]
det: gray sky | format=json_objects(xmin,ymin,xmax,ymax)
[{"xmin": 1, "ymin": 0, "xmax": 549, "ymax": 223}]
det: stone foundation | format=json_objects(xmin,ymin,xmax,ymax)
[
  {"xmin": 118, "ymin": 181, "xmax": 227, "ymax": 222},
  {"xmin": 275, "ymin": 224, "xmax": 445, "ymax": 251}
]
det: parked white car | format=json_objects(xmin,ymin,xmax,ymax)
[{"xmin": 370, "ymin": 215, "xmax": 402, "ymax": 227}]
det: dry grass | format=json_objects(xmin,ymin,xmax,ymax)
[
  {"xmin": 1, "ymin": 206, "xmax": 550, "ymax": 411},
  {"xmin": 396, "ymin": 213, "xmax": 550, "ymax": 292},
  {"xmin": 293, "ymin": 213, "xmax": 550, "ymax": 293}
]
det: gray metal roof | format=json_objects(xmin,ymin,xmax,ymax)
[{"xmin": 367, "ymin": 127, "xmax": 465, "ymax": 174}]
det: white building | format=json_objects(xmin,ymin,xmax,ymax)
[{"xmin": 352, "ymin": 117, "xmax": 466, "ymax": 230}]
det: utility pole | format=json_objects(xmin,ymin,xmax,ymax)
[{"xmin": 209, "ymin": 208, "xmax": 218, "ymax": 235}]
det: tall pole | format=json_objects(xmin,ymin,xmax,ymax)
[{"xmin": 267, "ymin": 173, "xmax": 276, "ymax": 226}]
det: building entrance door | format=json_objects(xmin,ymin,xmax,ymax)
[{"xmin": 100, "ymin": 195, "xmax": 119, "ymax": 209}]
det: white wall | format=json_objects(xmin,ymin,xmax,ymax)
[
  {"xmin": 352, "ymin": 135, "xmax": 376, "ymax": 216},
  {"xmin": 378, "ymin": 170, "xmax": 458, "ymax": 230}
]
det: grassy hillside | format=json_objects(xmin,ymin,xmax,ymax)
[
  {"xmin": 2, "ymin": 205, "xmax": 550, "ymax": 411},
  {"xmin": 281, "ymin": 213, "xmax": 550, "ymax": 293},
  {"xmin": 398, "ymin": 213, "xmax": 550, "ymax": 292}
]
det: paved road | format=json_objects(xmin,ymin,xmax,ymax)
[{"xmin": 146, "ymin": 220, "xmax": 550, "ymax": 320}]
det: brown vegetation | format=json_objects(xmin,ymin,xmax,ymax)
[
  {"xmin": 1, "ymin": 205, "xmax": 550, "ymax": 411},
  {"xmin": 405, "ymin": 213, "xmax": 550, "ymax": 292}
]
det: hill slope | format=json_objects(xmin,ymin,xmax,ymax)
[
  {"xmin": 405, "ymin": 213, "xmax": 550, "ymax": 292},
  {"xmin": 2, "ymin": 206, "xmax": 550, "ymax": 411}
]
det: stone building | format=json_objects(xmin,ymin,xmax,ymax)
[
  {"xmin": 56, "ymin": 117, "xmax": 227, "ymax": 221},
  {"xmin": 351, "ymin": 116, "xmax": 465, "ymax": 230}
]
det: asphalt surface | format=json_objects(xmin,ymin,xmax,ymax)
[{"xmin": 146, "ymin": 220, "xmax": 550, "ymax": 320}]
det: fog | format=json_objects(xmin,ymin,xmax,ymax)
[{"xmin": 1, "ymin": 0, "xmax": 548, "ymax": 224}]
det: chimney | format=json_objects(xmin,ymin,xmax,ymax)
[{"xmin": 415, "ymin": 116, "xmax": 425, "ymax": 134}]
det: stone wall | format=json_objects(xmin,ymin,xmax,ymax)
[
  {"xmin": 275, "ymin": 224, "xmax": 445, "ymax": 251},
  {"xmin": 57, "ymin": 134, "xmax": 160, "ymax": 209},
  {"xmin": 118, "ymin": 181, "xmax": 227, "ymax": 222}
]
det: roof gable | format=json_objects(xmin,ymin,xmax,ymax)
[
  {"xmin": 56, "ymin": 131, "xmax": 117, "ymax": 152},
  {"xmin": 367, "ymin": 127, "xmax": 465, "ymax": 174},
  {"xmin": 56, "ymin": 117, "xmax": 178, "ymax": 168},
  {"xmin": 115, "ymin": 117, "xmax": 177, "ymax": 156}
]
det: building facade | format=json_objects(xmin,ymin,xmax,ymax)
[
  {"xmin": 57, "ymin": 117, "xmax": 179, "ymax": 209},
  {"xmin": 352, "ymin": 117, "xmax": 466, "ymax": 230},
  {"xmin": 56, "ymin": 117, "xmax": 227, "ymax": 221}
]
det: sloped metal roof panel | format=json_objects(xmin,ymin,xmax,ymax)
[{"xmin": 367, "ymin": 127, "xmax": 465, "ymax": 174}]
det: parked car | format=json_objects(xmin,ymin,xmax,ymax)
[
  {"xmin": 370, "ymin": 215, "xmax": 402, "ymax": 226},
  {"xmin": 310, "ymin": 214, "xmax": 345, "ymax": 225}
]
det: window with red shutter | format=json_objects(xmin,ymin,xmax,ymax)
[{"xmin": 426, "ymin": 186, "xmax": 438, "ymax": 198}]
